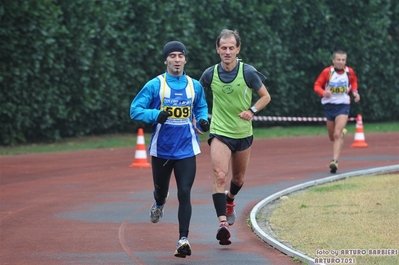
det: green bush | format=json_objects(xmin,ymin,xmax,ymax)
[{"xmin": 1, "ymin": 0, "xmax": 397, "ymax": 145}]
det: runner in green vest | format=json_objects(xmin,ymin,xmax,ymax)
[{"xmin": 200, "ymin": 29, "xmax": 271, "ymax": 245}]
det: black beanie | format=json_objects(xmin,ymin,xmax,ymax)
[{"xmin": 163, "ymin": 41, "xmax": 186, "ymax": 60}]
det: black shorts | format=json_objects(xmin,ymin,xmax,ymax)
[
  {"xmin": 323, "ymin": 103, "xmax": 350, "ymax": 121},
  {"xmin": 208, "ymin": 133, "xmax": 253, "ymax": 153}
]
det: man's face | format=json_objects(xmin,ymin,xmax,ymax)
[
  {"xmin": 216, "ymin": 35, "xmax": 240, "ymax": 65},
  {"xmin": 332, "ymin": 53, "xmax": 347, "ymax": 70},
  {"xmin": 165, "ymin": 52, "xmax": 186, "ymax": 76}
]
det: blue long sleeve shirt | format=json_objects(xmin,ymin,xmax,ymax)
[{"xmin": 130, "ymin": 72, "xmax": 208, "ymax": 160}]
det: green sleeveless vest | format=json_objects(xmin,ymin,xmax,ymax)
[{"xmin": 210, "ymin": 62, "xmax": 253, "ymax": 138}]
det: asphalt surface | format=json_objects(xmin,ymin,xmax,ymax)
[{"xmin": 1, "ymin": 132, "xmax": 398, "ymax": 265}]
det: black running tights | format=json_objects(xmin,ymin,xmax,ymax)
[{"xmin": 151, "ymin": 156, "xmax": 196, "ymax": 239}]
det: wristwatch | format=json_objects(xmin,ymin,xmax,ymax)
[{"xmin": 249, "ymin": 106, "xmax": 258, "ymax": 115}]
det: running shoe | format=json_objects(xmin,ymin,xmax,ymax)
[
  {"xmin": 329, "ymin": 159, "xmax": 338, "ymax": 173},
  {"xmin": 341, "ymin": 128, "xmax": 347, "ymax": 144},
  {"xmin": 216, "ymin": 221, "xmax": 231, "ymax": 245},
  {"xmin": 226, "ymin": 201, "xmax": 236, "ymax": 226},
  {"xmin": 225, "ymin": 190, "xmax": 236, "ymax": 225},
  {"xmin": 174, "ymin": 237, "xmax": 192, "ymax": 258},
  {"xmin": 341, "ymin": 128, "xmax": 347, "ymax": 138},
  {"xmin": 149, "ymin": 192, "xmax": 169, "ymax": 223}
]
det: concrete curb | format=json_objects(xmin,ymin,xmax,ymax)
[{"xmin": 250, "ymin": 164, "xmax": 399, "ymax": 265}]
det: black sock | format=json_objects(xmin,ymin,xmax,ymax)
[
  {"xmin": 213, "ymin": 193, "xmax": 226, "ymax": 217},
  {"xmin": 226, "ymin": 194, "xmax": 234, "ymax": 203},
  {"xmin": 229, "ymin": 180, "xmax": 243, "ymax": 197}
]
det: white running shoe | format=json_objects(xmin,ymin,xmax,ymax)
[
  {"xmin": 149, "ymin": 192, "xmax": 169, "ymax": 223},
  {"xmin": 174, "ymin": 237, "xmax": 192, "ymax": 258}
]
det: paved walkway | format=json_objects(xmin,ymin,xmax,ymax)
[{"xmin": 1, "ymin": 132, "xmax": 398, "ymax": 265}]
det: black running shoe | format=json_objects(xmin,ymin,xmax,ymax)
[
  {"xmin": 216, "ymin": 221, "xmax": 231, "ymax": 245},
  {"xmin": 329, "ymin": 160, "xmax": 338, "ymax": 173}
]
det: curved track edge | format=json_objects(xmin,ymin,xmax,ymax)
[{"xmin": 250, "ymin": 164, "xmax": 399, "ymax": 265}]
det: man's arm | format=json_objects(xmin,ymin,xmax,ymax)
[
  {"xmin": 240, "ymin": 84, "xmax": 271, "ymax": 121},
  {"xmin": 253, "ymin": 84, "xmax": 271, "ymax": 112},
  {"xmin": 130, "ymin": 79, "xmax": 162, "ymax": 123},
  {"xmin": 349, "ymin": 68, "xmax": 360, "ymax": 102},
  {"xmin": 199, "ymin": 66, "xmax": 214, "ymax": 90},
  {"xmin": 314, "ymin": 67, "xmax": 329, "ymax": 97}
]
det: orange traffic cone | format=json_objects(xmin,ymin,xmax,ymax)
[
  {"xmin": 129, "ymin": 128, "xmax": 151, "ymax": 168},
  {"xmin": 351, "ymin": 114, "xmax": 368, "ymax": 148}
]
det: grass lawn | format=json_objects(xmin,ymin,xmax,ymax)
[{"xmin": 268, "ymin": 174, "xmax": 399, "ymax": 265}]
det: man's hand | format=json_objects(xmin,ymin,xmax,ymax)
[
  {"xmin": 157, "ymin": 111, "xmax": 170, "ymax": 124},
  {"xmin": 199, "ymin": 119, "xmax": 210, "ymax": 132},
  {"xmin": 353, "ymin": 93, "xmax": 361, "ymax": 102},
  {"xmin": 323, "ymin": 90, "xmax": 332, "ymax": 98},
  {"xmin": 238, "ymin": 110, "xmax": 254, "ymax": 121}
]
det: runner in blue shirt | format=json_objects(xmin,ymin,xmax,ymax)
[{"xmin": 130, "ymin": 41, "xmax": 209, "ymax": 258}]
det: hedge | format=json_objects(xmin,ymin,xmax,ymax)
[{"xmin": 1, "ymin": 0, "xmax": 397, "ymax": 145}]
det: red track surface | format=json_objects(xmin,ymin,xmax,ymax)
[{"xmin": 1, "ymin": 132, "xmax": 398, "ymax": 265}]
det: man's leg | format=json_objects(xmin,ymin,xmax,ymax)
[
  {"xmin": 230, "ymin": 147, "xmax": 251, "ymax": 197},
  {"xmin": 174, "ymin": 157, "xmax": 196, "ymax": 239},
  {"xmin": 150, "ymin": 157, "xmax": 173, "ymax": 223},
  {"xmin": 210, "ymin": 138, "xmax": 231, "ymax": 221},
  {"xmin": 210, "ymin": 138, "xmax": 232, "ymax": 245},
  {"xmin": 328, "ymin": 114, "xmax": 348, "ymax": 173},
  {"xmin": 173, "ymin": 157, "xmax": 196, "ymax": 257},
  {"xmin": 333, "ymin": 114, "xmax": 349, "ymax": 161},
  {"xmin": 326, "ymin": 120, "xmax": 335, "ymax": 142},
  {"xmin": 224, "ymin": 147, "xmax": 250, "ymax": 225}
]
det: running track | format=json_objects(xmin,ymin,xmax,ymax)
[{"xmin": 1, "ymin": 132, "xmax": 398, "ymax": 265}]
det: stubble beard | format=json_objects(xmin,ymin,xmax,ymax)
[{"xmin": 173, "ymin": 67, "xmax": 180, "ymax": 74}]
